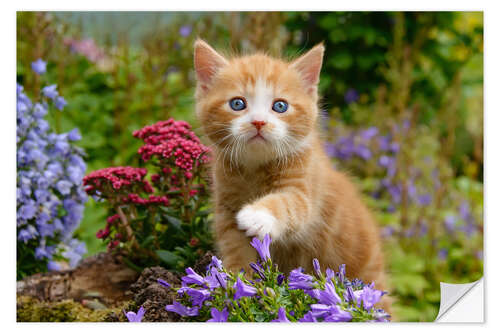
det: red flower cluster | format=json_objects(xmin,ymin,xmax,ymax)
[
  {"xmin": 123, "ymin": 193, "xmax": 169, "ymax": 206},
  {"xmin": 133, "ymin": 119, "xmax": 211, "ymax": 172},
  {"xmin": 83, "ymin": 166, "xmax": 153, "ymax": 195},
  {"xmin": 96, "ymin": 214, "xmax": 120, "ymax": 240}
]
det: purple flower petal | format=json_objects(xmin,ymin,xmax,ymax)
[
  {"xmin": 250, "ymin": 234, "xmax": 272, "ymax": 262},
  {"xmin": 233, "ymin": 277, "xmax": 257, "ymax": 300},
  {"xmin": 207, "ymin": 307, "xmax": 229, "ymax": 322},
  {"xmin": 271, "ymin": 307, "xmax": 290, "ymax": 322},
  {"xmin": 31, "ymin": 58, "xmax": 47, "ymax": 75}
]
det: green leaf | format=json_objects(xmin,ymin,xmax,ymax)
[
  {"xmin": 165, "ymin": 215, "xmax": 183, "ymax": 230},
  {"xmin": 140, "ymin": 235, "xmax": 155, "ymax": 248},
  {"xmin": 156, "ymin": 250, "xmax": 181, "ymax": 266}
]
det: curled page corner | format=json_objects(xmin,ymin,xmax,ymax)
[{"xmin": 435, "ymin": 278, "xmax": 483, "ymax": 322}]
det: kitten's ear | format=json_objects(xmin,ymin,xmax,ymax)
[
  {"xmin": 290, "ymin": 43, "xmax": 325, "ymax": 93},
  {"xmin": 194, "ymin": 39, "xmax": 228, "ymax": 91}
]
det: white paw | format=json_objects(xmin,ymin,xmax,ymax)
[{"xmin": 236, "ymin": 206, "xmax": 278, "ymax": 240}]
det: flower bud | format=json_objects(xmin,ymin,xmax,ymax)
[{"xmin": 265, "ymin": 287, "xmax": 276, "ymax": 298}]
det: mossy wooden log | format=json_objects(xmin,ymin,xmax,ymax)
[{"xmin": 17, "ymin": 253, "xmax": 139, "ymax": 305}]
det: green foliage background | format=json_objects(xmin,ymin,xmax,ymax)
[{"xmin": 17, "ymin": 11, "xmax": 483, "ymax": 322}]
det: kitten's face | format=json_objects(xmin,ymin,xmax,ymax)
[{"xmin": 194, "ymin": 41, "xmax": 324, "ymax": 166}]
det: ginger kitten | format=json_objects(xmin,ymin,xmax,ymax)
[{"xmin": 194, "ymin": 40, "xmax": 391, "ymax": 312}]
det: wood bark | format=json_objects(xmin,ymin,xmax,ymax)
[{"xmin": 17, "ymin": 253, "xmax": 139, "ymax": 305}]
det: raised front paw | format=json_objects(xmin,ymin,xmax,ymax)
[{"xmin": 236, "ymin": 205, "xmax": 280, "ymax": 240}]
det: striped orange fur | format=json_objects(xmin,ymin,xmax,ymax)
[{"xmin": 193, "ymin": 40, "xmax": 392, "ymax": 313}]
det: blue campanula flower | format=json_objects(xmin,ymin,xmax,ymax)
[
  {"xmin": 344, "ymin": 88, "xmax": 359, "ymax": 104},
  {"xmin": 55, "ymin": 96, "xmax": 67, "ymax": 110},
  {"xmin": 389, "ymin": 142, "xmax": 400, "ymax": 153},
  {"xmin": 305, "ymin": 289, "xmax": 320, "ymax": 299},
  {"xmin": 288, "ymin": 267, "xmax": 313, "ymax": 290},
  {"xmin": 166, "ymin": 301, "xmax": 199, "ymax": 317},
  {"xmin": 271, "ymin": 307, "xmax": 290, "ymax": 322},
  {"xmin": 35, "ymin": 245, "xmax": 52, "ymax": 260},
  {"xmin": 203, "ymin": 271, "xmax": 223, "ymax": 290},
  {"xmin": 163, "ymin": 236, "xmax": 390, "ymax": 322},
  {"xmin": 377, "ymin": 135, "xmax": 391, "ymax": 151},
  {"xmin": 444, "ymin": 215, "xmax": 457, "ymax": 232},
  {"xmin": 209, "ymin": 255, "xmax": 223, "ymax": 270},
  {"xmin": 459, "ymin": 201, "xmax": 472, "ymax": 222},
  {"xmin": 360, "ymin": 126, "xmax": 379, "ymax": 141},
  {"xmin": 182, "ymin": 267, "xmax": 206, "ymax": 286},
  {"xmin": 17, "ymin": 77, "xmax": 87, "ymax": 274},
  {"xmin": 47, "ymin": 260, "xmax": 61, "ymax": 271},
  {"xmin": 179, "ymin": 25, "xmax": 192, "ymax": 37},
  {"xmin": 31, "ymin": 58, "xmax": 47, "ymax": 75},
  {"xmin": 233, "ymin": 277, "xmax": 257, "ymax": 299},
  {"xmin": 276, "ymin": 273, "xmax": 285, "ymax": 286},
  {"xmin": 417, "ymin": 194, "xmax": 432, "ymax": 206},
  {"xmin": 344, "ymin": 286, "xmax": 356, "ymax": 302},
  {"xmin": 68, "ymin": 165, "xmax": 84, "ymax": 185},
  {"xmin": 125, "ymin": 306, "xmax": 145, "ymax": 322},
  {"xmin": 250, "ymin": 262, "xmax": 266, "ymax": 280},
  {"xmin": 180, "ymin": 287, "xmax": 211, "ymax": 307},
  {"xmin": 325, "ymin": 268, "xmax": 335, "ymax": 282},
  {"xmin": 355, "ymin": 144, "xmax": 372, "ymax": 160},
  {"xmin": 67, "ymin": 128, "xmax": 82, "ymax": 141},
  {"xmin": 373, "ymin": 308, "xmax": 391, "ymax": 322},
  {"xmin": 157, "ymin": 278, "xmax": 171, "ymax": 289},
  {"xmin": 323, "ymin": 308, "xmax": 352, "ymax": 322},
  {"xmin": 18, "ymin": 228, "xmax": 35, "ymax": 243},
  {"xmin": 62, "ymin": 239, "xmax": 87, "ymax": 268},
  {"xmin": 312, "ymin": 258, "xmax": 321, "ymax": 277},
  {"xmin": 33, "ymin": 103, "xmax": 48, "ymax": 119},
  {"xmin": 462, "ymin": 223, "xmax": 476, "ymax": 237},
  {"xmin": 54, "ymin": 139, "xmax": 70, "ymax": 154},
  {"xmin": 310, "ymin": 303, "xmax": 352, "ymax": 322},
  {"xmin": 18, "ymin": 201, "xmax": 37, "ymax": 220},
  {"xmin": 438, "ymin": 249, "xmax": 448, "ymax": 260},
  {"xmin": 318, "ymin": 281, "xmax": 341, "ymax": 305},
  {"xmin": 381, "ymin": 225, "xmax": 395, "ymax": 238},
  {"xmin": 353, "ymin": 285, "xmax": 384, "ymax": 310},
  {"xmin": 298, "ymin": 311, "xmax": 317, "ymax": 322},
  {"xmin": 250, "ymin": 234, "xmax": 272, "ymax": 262},
  {"xmin": 56, "ymin": 180, "xmax": 73, "ymax": 195},
  {"xmin": 337, "ymin": 264, "xmax": 346, "ymax": 284},
  {"xmin": 42, "ymin": 84, "xmax": 58, "ymax": 99},
  {"xmin": 207, "ymin": 307, "xmax": 228, "ymax": 322}
]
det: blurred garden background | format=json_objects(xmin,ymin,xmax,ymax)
[{"xmin": 17, "ymin": 11, "xmax": 483, "ymax": 322}]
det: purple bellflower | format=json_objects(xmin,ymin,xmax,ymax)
[
  {"xmin": 207, "ymin": 307, "xmax": 229, "ymax": 322},
  {"xmin": 250, "ymin": 234, "xmax": 272, "ymax": 262},
  {"xmin": 233, "ymin": 277, "xmax": 257, "ymax": 300},
  {"xmin": 31, "ymin": 58, "xmax": 47, "ymax": 75},
  {"xmin": 125, "ymin": 306, "xmax": 145, "ymax": 322},
  {"xmin": 288, "ymin": 267, "xmax": 313, "ymax": 290},
  {"xmin": 271, "ymin": 307, "xmax": 291, "ymax": 322},
  {"xmin": 166, "ymin": 301, "xmax": 199, "ymax": 317}
]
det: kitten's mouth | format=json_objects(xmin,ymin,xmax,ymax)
[{"xmin": 249, "ymin": 133, "xmax": 267, "ymax": 142}]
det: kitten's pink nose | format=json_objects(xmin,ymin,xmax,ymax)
[{"xmin": 251, "ymin": 120, "xmax": 266, "ymax": 131}]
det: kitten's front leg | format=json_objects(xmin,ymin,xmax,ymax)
[
  {"xmin": 236, "ymin": 189, "xmax": 310, "ymax": 241},
  {"xmin": 215, "ymin": 213, "xmax": 258, "ymax": 274}
]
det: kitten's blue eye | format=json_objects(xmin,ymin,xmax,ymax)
[
  {"xmin": 229, "ymin": 98, "xmax": 246, "ymax": 111},
  {"xmin": 272, "ymin": 100, "xmax": 288, "ymax": 113}
]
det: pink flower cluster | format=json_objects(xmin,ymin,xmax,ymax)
[
  {"xmin": 123, "ymin": 193, "xmax": 169, "ymax": 206},
  {"xmin": 133, "ymin": 119, "xmax": 211, "ymax": 173},
  {"xmin": 96, "ymin": 214, "xmax": 120, "ymax": 240},
  {"xmin": 64, "ymin": 38, "xmax": 107, "ymax": 63},
  {"xmin": 83, "ymin": 166, "xmax": 153, "ymax": 195}
]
